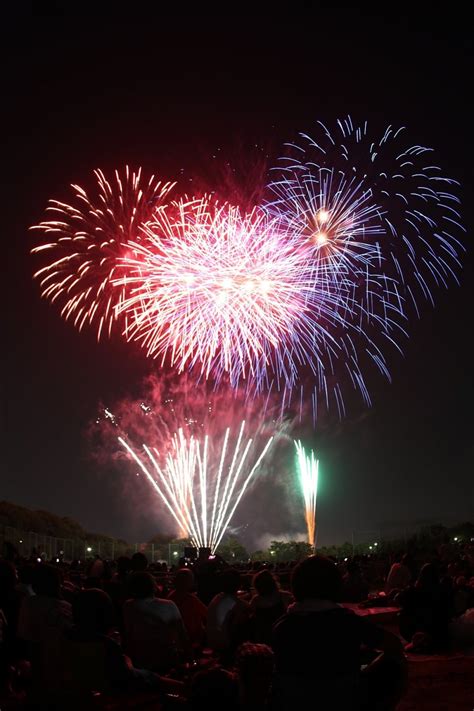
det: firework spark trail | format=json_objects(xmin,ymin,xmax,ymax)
[
  {"xmin": 267, "ymin": 117, "xmax": 464, "ymax": 317},
  {"xmin": 31, "ymin": 167, "xmax": 175, "ymax": 339},
  {"xmin": 119, "ymin": 422, "xmax": 273, "ymax": 551},
  {"xmin": 295, "ymin": 440, "xmax": 319, "ymax": 547}
]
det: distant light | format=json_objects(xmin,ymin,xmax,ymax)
[
  {"xmin": 453, "ymin": 537, "xmax": 459, "ymax": 542},
  {"xmin": 56, "ymin": 558, "xmax": 60, "ymax": 563},
  {"xmin": 173, "ymin": 551, "xmax": 178, "ymax": 556},
  {"xmin": 37, "ymin": 558, "xmax": 41, "ymax": 563},
  {"xmin": 317, "ymin": 209, "xmax": 330, "ymax": 224},
  {"xmin": 19, "ymin": 539, "xmax": 23, "ymax": 544},
  {"xmin": 344, "ymin": 557, "xmax": 348, "ymax": 562},
  {"xmin": 369, "ymin": 545, "xmax": 373, "ymax": 550},
  {"xmin": 86, "ymin": 546, "xmax": 92, "ymax": 552},
  {"xmin": 374, "ymin": 542, "xmax": 378, "ymax": 547},
  {"xmin": 270, "ymin": 550, "xmax": 275, "ymax": 555}
]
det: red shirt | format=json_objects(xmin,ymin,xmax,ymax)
[{"xmin": 168, "ymin": 591, "xmax": 207, "ymax": 646}]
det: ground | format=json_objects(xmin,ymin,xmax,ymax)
[{"xmin": 400, "ymin": 656, "xmax": 474, "ymax": 710}]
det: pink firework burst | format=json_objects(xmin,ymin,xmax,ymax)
[
  {"xmin": 31, "ymin": 167, "xmax": 175, "ymax": 339},
  {"xmin": 115, "ymin": 197, "xmax": 351, "ymax": 391}
]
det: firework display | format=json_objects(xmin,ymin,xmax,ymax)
[
  {"xmin": 266, "ymin": 117, "xmax": 464, "ymax": 317},
  {"xmin": 295, "ymin": 440, "xmax": 319, "ymax": 547},
  {"xmin": 32, "ymin": 118, "xmax": 464, "ymax": 544},
  {"xmin": 119, "ymin": 422, "xmax": 273, "ymax": 551},
  {"xmin": 114, "ymin": 196, "xmax": 388, "ymax": 412},
  {"xmin": 31, "ymin": 167, "xmax": 175, "ymax": 339},
  {"xmin": 94, "ymin": 376, "xmax": 279, "ymax": 549},
  {"xmin": 32, "ymin": 119, "xmax": 462, "ymax": 417}
]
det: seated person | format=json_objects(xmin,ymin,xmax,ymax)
[
  {"xmin": 249, "ymin": 570, "xmax": 292, "ymax": 645},
  {"xmin": 236, "ymin": 642, "xmax": 274, "ymax": 710},
  {"xmin": 385, "ymin": 554, "xmax": 412, "ymax": 595},
  {"xmin": 0, "ymin": 561, "xmax": 22, "ymax": 681},
  {"xmin": 62, "ymin": 587, "xmax": 182, "ymax": 697},
  {"xmin": 123, "ymin": 571, "xmax": 190, "ymax": 672},
  {"xmin": 17, "ymin": 563, "xmax": 73, "ymax": 690},
  {"xmin": 272, "ymin": 555, "xmax": 406, "ymax": 711},
  {"xmin": 189, "ymin": 666, "xmax": 239, "ymax": 711},
  {"xmin": 397, "ymin": 562, "xmax": 452, "ymax": 651},
  {"xmin": 168, "ymin": 568, "xmax": 207, "ymax": 648},
  {"xmin": 341, "ymin": 560, "xmax": 369, "ymax": 603},
  {"xmin": 207, "ymin": 569, "xmax": 250, "ymax": 657}
]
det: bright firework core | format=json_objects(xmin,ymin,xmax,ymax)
[
  {"xmin": 317, "ymin": 209, "xmax": 330, "ymax": 224},
  {"xmin": 119, "ymin": 422, "xmax": 273, "ymax": 551}
]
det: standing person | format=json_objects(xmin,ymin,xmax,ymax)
[{"xmin": 272, "ymin": 555, "xmax": 406, "ymax": 710}]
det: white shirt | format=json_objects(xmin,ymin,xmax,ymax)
[
  {"xmin": 123, "ymin": 596, "xmax": 181, "ymax": 625},
  {"xmin": 122, "ymin": 596, "xmax": 184, "ymax": 670},
  {"xmin": 206, "ymin": 593, "xmax": 238, "ymax": 650}
]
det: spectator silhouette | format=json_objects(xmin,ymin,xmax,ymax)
[
  {"xmin": 236, "ymin": 642, "xmax": 274, "ymax": 710},
  {"xmin": 190, "ymin": 666, "xmax": 239, "ymax": 711},
  {"xmin": 341, "ymin": 560, "xmax": 370, "ymax": 602},
  {"xmin": 397, "ymin": 562, "xmax": 452, "ymax": 651},
  {"xmin": 169, "ymin": 568, "xmax": 207, "ymax": 648},
  {"xmin": 385, "ymin": 554, "xmax": 412, "ymax": 595},
  {"xmin": 61, "ymin": 588, "xmax": 175, "ymax": 697},
  {"xmin": 249, "ymin": 570, "xmax": 292, "ymax": 645},
  {"xmin": 207, "ymin": 568, "xmax": 250, "ymax": 660},
  {"xmin": 123, "ymin": 571, "xmax": 190, "ymax": 671},
  {"xmin": 272, "ymin": 555, "xmax": 406, "ymax": 710},
  {"xmin": 17, "ymin": 563, "xmax": 73, "ymax": 698}
]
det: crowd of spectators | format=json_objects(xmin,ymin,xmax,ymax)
[{"xmin": 0, "ymin": 540, "xmax": 473, "ymax": 709}]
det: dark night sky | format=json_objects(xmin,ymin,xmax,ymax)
[{"xmin": 3, "ymin": 4, "xmax": 473, "ymax": 548}]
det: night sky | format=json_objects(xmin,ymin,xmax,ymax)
[{"xmin": 3, "ymin": 4, "xmax": 473, "ymax": 548}]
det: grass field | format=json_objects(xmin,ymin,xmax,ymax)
[{"xmin": 399, "ymin": 656, "xmax": 474, "ymax": 710}]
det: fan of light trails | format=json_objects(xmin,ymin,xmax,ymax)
[
  {"xmin": 118, "ymin": 422, "xmax": 273, "ymax": 551},
  {"xmin": 295, "ymin": 440, "xmax": 319, "ymax": 548},
  {"xmin": 31, "ymin": 167, "xmax": 175, "ymax": 339}
]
